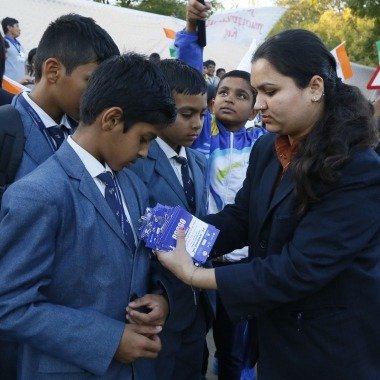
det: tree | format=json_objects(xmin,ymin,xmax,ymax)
[
  {"xmin": 123, "ymin": 0, "xmax": 187, "ymax": 19},
  {"xmin": 345, "ymin": 0, "xmax": 380, "ymax": 18},
  {"xmin": 112, "ymin": 0, "xmax": 222, "ymax": 19},
  {"xmin": 271, "ymin": 0, "xmax": 379, "ymax": 66}
]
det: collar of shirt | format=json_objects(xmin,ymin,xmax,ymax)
[
  {"xmin": 156, "ymin": 137, "xmax": 191, "ymax": 185},
  {"xmin": 274, "ymin": 135, "xmax": 301, "ymax": 171},
  {"xmin": 4, "ymin": 36, "xmax": 20, "ymax": 46},
  {"xmin": 22, "ymin": 92, "xmax": 72, "ymax": 130},
  {"xmin": 156, "ymin": 137, "xmax": 187, "ymax": 161},
  {"xmin": 67, "ymin": 136, "xmax": 111, "ymax": 180},
  {"xmin": 67, "ymin": 136, "xmax": 136, "ymax": 240}
]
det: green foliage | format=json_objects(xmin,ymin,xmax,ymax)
[
  {"xmin": 345, "ymin": 0, "xmax": 380, "ymax": 18},
  {"xmin": 271, "ymin": 0, "xmax": 379, "ymax": 66},
  {"xmin": 112, "ymin": 0, "xmax": 222, "ymax": 20}
]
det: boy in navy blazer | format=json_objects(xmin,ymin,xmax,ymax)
[
  {"xmin": 11, "ymin": 14, "xmax": 119, "ymax": 182},
  {"xmin": 130, "ymin": 59, "xmax": 211, "ymax": 380},
  {"xmin": 0, "ymin": 14, "xmax": 119, "ymax": 378},
  {"xmin": 0, "ymin": 53, "xmax": 176, "ymax": 379}
]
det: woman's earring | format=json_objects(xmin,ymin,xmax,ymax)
[{"xmin": 312, "ymin": 92, "xmax": 325, "ymax": 103}]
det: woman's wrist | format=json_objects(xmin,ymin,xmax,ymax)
[{"xmin": 189, "ymin": 265, "xmax": 200, "ymax": 287}]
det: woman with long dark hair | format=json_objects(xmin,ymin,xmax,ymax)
[{"xmin": 156, "ymin": 5, "xmax": 380, "ymax": 378}]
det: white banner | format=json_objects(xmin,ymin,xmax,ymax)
[
  {"xmin": 237, "ymin": 39, "xmax": 259, "ymax": 73},
  {"xmin": 206, "ymin": 7, "xmax": 286, "ymax": 47}
]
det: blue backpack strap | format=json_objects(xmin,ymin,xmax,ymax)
[{"xmin": 0, "ymin": 104, "xmax": 24, "ymax": 199}]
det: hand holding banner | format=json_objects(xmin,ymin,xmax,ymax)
[{"xmin": 197, "ymin": 0, "xmax": 206, "ymax": 47}]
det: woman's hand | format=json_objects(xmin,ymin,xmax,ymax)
[
  {"xmin": 157, "ymin": 227, "xmax": 218, "ymax": 289},
  {"xmin": 155, "ymin": 227, "xmax": 194, "ymax": 285}
]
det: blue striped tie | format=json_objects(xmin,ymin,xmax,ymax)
[
  {"xmin": 174, "ymin": 156, "xmax": 196, "ymax": 213},
  {"xmin": 46, "ymin": 125, "xmax": 67, "ymax": 150}
]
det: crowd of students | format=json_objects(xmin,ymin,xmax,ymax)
[{"xmin": 0, "ymin": 0, "xmax": 379, "ymax": 379}]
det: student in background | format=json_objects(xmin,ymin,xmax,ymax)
[
  {"xmin": 27, "ymin": 47, "xmax": 37, "ymax": 77},
  {"xmin": 24, "ymin": 47, "xmax": 37, "ymax": 89},
  {"xmin": 1, "ymin": 17, "xmax": 32, "ymax": 84},
  {"xmin": 206, "ymin": 84, "xmax": 216, "ymax": 113},
  {"xmin": 130, "ymin": 58, "xmax": 212, "ymax": 380},
  {"xmin": 10, "ymin": 14, "xmax": 119, "ymax": 182},
  {"xmin": 175, "ymin": 1, "xmax": 266, "ymax": 378},
  {"xmin": 0, "ymin": 33, "xmax": 13, "ymax": 106},
  {"xmin": 0, "ymin": 52, "xmax": 176, "ymax": 380},
  {"xmin": 216, "ymin": 68, "xmax": 226, "ymax": 79},
  {"xmin": 203, "ymin": 59, "xmax": 220, "ymax": 88}
]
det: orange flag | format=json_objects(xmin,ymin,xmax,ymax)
[
  {"xmin": 2, "ymin": 75, "xmax": 29, "ymax": 95},
  {"xmin": 163, "ymin": 28, "xmax": 176, "ymax": 40},
  {"xmin": 330, "ymin": 42, "xmax": 353, "ymax": 80}
]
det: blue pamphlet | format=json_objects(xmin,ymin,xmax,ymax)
[{"xmin": 139, "ymin": 204, "xmax": 219, "ymax": 264}]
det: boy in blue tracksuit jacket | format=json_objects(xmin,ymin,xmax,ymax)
[
  {"xmin": 175, "ymin": 6, "xmax": 266, "ymax": 257},
  {"xmin": 175, "ymin": 1, "xmax": 266, "ymax": 379}
]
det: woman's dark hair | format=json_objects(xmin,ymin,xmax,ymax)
[{"xmin": 252, "ymin": 29, "xmax": 378, "ymax": 213}]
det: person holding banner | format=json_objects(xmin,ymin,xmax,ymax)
[{"xmin": 157, "ymin": 27, "xmax": 380, "ymax": 379}]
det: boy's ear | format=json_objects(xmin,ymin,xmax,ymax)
[
  {"xmin": 101, "ymin": 107, "xmax": 124, "ymax": 132},
  {"xmin": 43, "ymin": 58, "xmax": 66, "ymax": 84}
]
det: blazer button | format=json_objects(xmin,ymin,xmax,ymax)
[{"xmin": 259, "ymin": 240, "xmax": 268, "ymax": 249}]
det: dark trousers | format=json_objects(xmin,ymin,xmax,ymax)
[
  {"xmin": 213, "ymin": 261, "xmax": 247, "ymax": 380},
  {"xmin": 0, "ymin": 340, "xmax": 18, "ymax": 380},
  {"xmin": 155, "ymin": 304, "xmax": 207, "ymax": 380}
]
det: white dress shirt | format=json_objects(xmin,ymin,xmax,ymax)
[
  {"xmin": 155, "ymin": 137, "xmax": 193, "ymax": 186},
  {"xmin": 67, "ymin": 136, "xmax": 136, "ymax": 243}
]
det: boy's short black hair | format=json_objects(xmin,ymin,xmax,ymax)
[
  {"xmin": 80, "ymin": 53, "xmax": 176, "ymax": 131},
  {"xmin": 34, "ymin": 14, "xmax": 119, "ymax": 82},
  {"xmin": 204, "ymin": 59, "xmax": 216, "ymax": 67},
  {"xmin": 27, "ymin": 48, "xmax": 37, "ymax": 65},
  {"xmin": 207, "ymin": 85, "xmax": 216, "ymax": 102},
  {"xmin": 217, "ymin": 70, "xmax": 257, "ymax": 104},
  {"xmin": 1, "ymin": 17, "xmax": 18, "ymax": 34},
  {"xmin": 149, "ymin": 52, "xmax": 161, "ymax": 64},
  {"xmin": 158, "ymin": 59, "xmax": 207, "ymax": 96}
]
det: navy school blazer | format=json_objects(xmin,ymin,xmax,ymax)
[
  {"xmin": 0, "ymin": 141, "xmax": 165, "ymax": 379},
  {"xmin": 204, "ymin": 133, "xmax": 380, "ymax": 379},
  {"xmin": 129, "ymin": 140, "xmax": 213, "ymax": 332}
]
